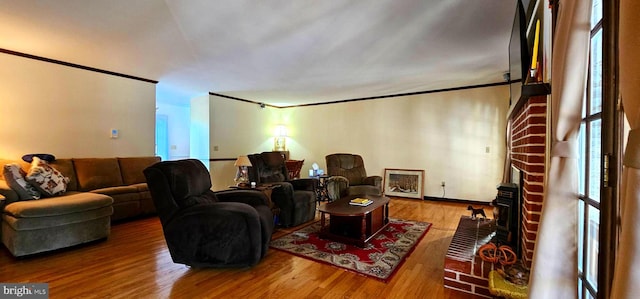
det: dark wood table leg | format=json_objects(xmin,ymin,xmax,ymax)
[
  {"xmin": 384, "ymin": 202, "xmax": 389, "ymax": 225},
  {"xmin": 320, "ymin": 212, "xmax": 326, "ymax": 234},
  {"xmin": 360, "ymin": 215, "xmax": 367, "ymax": 247}
]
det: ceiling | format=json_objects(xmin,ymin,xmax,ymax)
[{"xmin": 0, "ymin": 1, "xmax": 516, "ymax": 107}]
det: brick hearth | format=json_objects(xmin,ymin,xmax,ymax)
[{"xmin": 444, "ymin": 216, "xmax": 496, "ymax": 298}]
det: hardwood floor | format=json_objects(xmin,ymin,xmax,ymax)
[{"xmin": 0, "ymin": 198, "xmax": 488, "ymax": 298}]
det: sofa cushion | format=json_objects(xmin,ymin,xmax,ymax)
[
  {"xmin": 129, "ymin": 183, "xmax": 149, "ymax": 192},
  {"xmin": 50, "ymin": 159, "xmax": 78, "ymax": 191},
  {"xmin": 2, "ymin": 192, "xmax": 113, "ymax": 218},
  {"xmin": 26, "ymin": 157, "xmax": 69, "ymax": 197},
  {"xmin": 90, "ymin": 185, "xmax": 138, "ymax": 196},
  {"xmin": 0, "ymin": 180, "xmax": 19, "ymax": 203},
  {"xmin": 3, "ymin": 205, "xmax": 113, "ymax": 231},
  {"xmin": 118, "ymin": 157, "xmax": 160, "ymax": 185},
  {"xmin": 105, "ymin": 192, "xmax": 141, "ymax": 205},
  {"xmin": 73, "ymin": 158, "xmax": 124, "ymax": 191},
  {"xmin": 2, "ymin": 163, "xmax": 41, "ymax": 200}
]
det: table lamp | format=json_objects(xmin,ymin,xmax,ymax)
[
  {"xmin": 273, "ymin": 125, "xmax": 287, "ymax": 151},
  {"xmin": 234, "ymin": 155, "xmax": 252, "ymax": 186}
]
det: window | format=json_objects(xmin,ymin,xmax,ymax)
[{"xmin": 577, "ymin": 0, "xmax": 603, "ymax": 298}]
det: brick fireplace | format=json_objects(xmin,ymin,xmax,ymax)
[
  {"xmin": 510, "ymin": 95, "xmax": 547, "ymax": 267},
  {"xmin": 443, "ymin": 93, "xmax": 547, "ymax": 296}
]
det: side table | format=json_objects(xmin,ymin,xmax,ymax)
[
  {"xmin": 228, "ymin": 184, "xmax": 281, "ymax": 220},
  {"xmin": 309, "ymin": 175, "xmax": 330, "ymax": 204}
]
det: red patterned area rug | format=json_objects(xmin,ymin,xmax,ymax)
[{"xmin": 269, "ymin": 219, "xmax": 431, "ymax": 282}]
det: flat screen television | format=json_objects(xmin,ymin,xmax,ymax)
[{"xmin": 508, "ymin": 0, "xmax": 530, "ymax": 105}]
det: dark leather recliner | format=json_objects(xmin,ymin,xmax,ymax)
[
  {"xmin": 143, "ymin": 159, "xmax": 274, "ymax": 268},
  {"xmin": 325, "ymin": 153, "xmax": 382, "ymax": 200},
  {"xmin": 247, "ymin": 152, "xmax": 317, "ymax": 227}
]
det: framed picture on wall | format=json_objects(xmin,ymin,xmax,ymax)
[{"xmin": 383, "ymin": 169, "xmax": 424, "ymax": 200}]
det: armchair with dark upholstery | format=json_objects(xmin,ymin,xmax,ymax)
[
  {"xmin": 143, "ymin": 159, "xmax": 274, "ymax": 268},
  {"xmin": 247, "ymin": 152, "xmax": 317, "ymax": 227},
  {"xmin": 325, "ymin": 153, "xmax": 382, "ymax": 200}
]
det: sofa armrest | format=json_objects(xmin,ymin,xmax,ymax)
[
  {"xmin": 214, "ymin": 189, "xmax": 270, "ymax": 207},
  {"xmin": 289, "ymin": 178, "xmax": 317, "ymax": 192},
  {"xmin": 326, "ymin": 176, "xmax": 349, "ymax": 201},
  {"xmin": 363, "ymin": 176, "xmax": 383, "ymax": 188},
  {"xmin": 0, "ymin": 180, "xmax": 19, "ymax": 204}
]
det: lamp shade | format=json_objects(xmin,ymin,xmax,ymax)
[
  {"xmin": 234, "ymin": 156, "xmax": 252, "ymax": 167},
  {"xmin": 275, "ymin": 125, "xmax": 287, "ymax": 137}
]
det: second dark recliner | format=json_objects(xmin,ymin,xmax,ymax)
[
  {"xmin": 144, "ymin": 159, "xmax": 274, "ymax": 268},
  {"xmin": 325, "ymin": 153, "xmax": 382, "ymax": 200},
  {"xmin": 248, "ymin": 152, "xmax": 317, "ymax": 227}
]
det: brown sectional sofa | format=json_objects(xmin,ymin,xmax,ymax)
[
  {"xmin": 70, "ymin": 157, "xmax": 160, "ymax": 221},
  {"xmin": 0, "ymin": 156, "xmax": 160, "ymax": 256}
]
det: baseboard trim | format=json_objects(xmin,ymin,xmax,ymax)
[{"xmin": 423, "ymin": 196, "xmax": 490, "ymax": 206}]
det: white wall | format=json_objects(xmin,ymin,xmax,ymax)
[
  {"xmin": 0, "ymin": 53, "xmax": 155, "ymax": 159},
  {"xmin": 283, "ymin": 85, "xmax": 510, "ymax": 202},
  {"xmin": 1, "ymin": 52, "xmax": 508, "ymax": 202},
  {"xmin": 156, "ymin": 102, "xmax": 190, "ymax": 160},
  {"xmin": 189, "ymin": 94, "xmax": 210, "ymax": 165},
  {"xmin": 0, "ymin": 53, "xmax": 508, "ymax": 202},
  {"xmin": 208, "ymin": 94, "xmax": 278, "ymax": 190},
  {"xmin": 206, "ymin": 85, "xmax": 509, "ymax": 201}
]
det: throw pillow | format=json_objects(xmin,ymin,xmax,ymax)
[
  {"xmin": 2, "ymin": 164, "xmax": 41, "ymax": 200},
  {"xmin": 26, "ymin": 156, "xmax": 70, "ymax": 197}
]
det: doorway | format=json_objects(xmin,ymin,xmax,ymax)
[{"xmin": 156, "ymin": 114, "xmax": 169, "ymax": 161}]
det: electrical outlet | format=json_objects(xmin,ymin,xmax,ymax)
[{"xmin": 441, "ymin": 181, "xmax": 446, "ymax": 187}]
